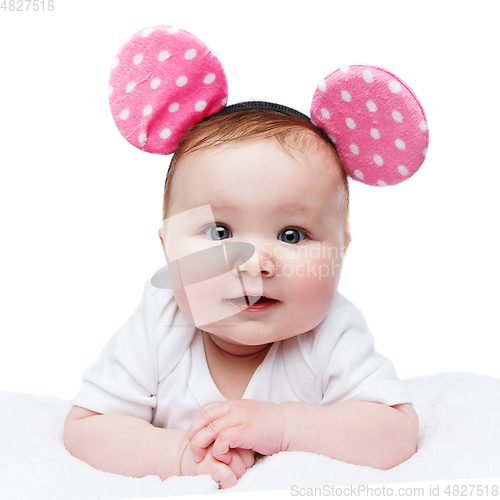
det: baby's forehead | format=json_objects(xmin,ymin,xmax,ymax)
[
  {"xmin": 187, "ymin": 132, "xmax": 342, "ymax": 176},
  {"xmin": 176, "ymin": 137, "xmax": 345, "ymax": 211}
]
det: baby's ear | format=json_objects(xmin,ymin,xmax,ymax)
[
  {"xmin": 108, "ymin": 25, "xmax": 228, "ymax": 155},
  {"xmin": 310, "ymin": 65, "xmax": 429, "ymax": 187}
]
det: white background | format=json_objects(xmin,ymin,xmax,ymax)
[{"xmin": 1, "ymin": 0, "xmax": 499, "ymax": 400}]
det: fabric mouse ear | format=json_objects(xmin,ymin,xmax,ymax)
[
  {"xmin": 310, "ymin": 65, "xmax": 429, "ymax": 186},
  {"xmin": 108, "ymin": 26, "xmax": 228, "ymax": 155}
]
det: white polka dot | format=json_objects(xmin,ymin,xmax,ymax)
[
  {"xmin": 340, "ymin": 65, "xmax": 350, "ymax": 73},
  {"xmin": 138, "ymin": 132, "xmax": 147, "ymax": 145},
  {"xmin": 141, "ymin": 28, "xmax": 154, "ymax": 37},
  {"xmin": 354, "ymin": 169, "xmax": 364, "ymax": 180},
  {"xmin": 422, "ymin": 148, "xmax": 428, "ymax": 157},
  {"xmin": 204, "ymin": 73, "xmax": 216, "ymax": 84},
  {"xmin": 133, "ymin": 53, "xmax": 143, "ymax": 65},
  {"xmin": 419, "ymin": 120, "xmax": 429, "ymax": 131},
  {"xmin": 150, "ymin": 78, "xmax": 161, "ymax": 89},
  {"xmin": 366, "ymin": 100, "xmax": 377, "ymax": 112},
  {"xmin": 392, "ymin": 110, "xmax": 403, "ymax": 123},
  {"xmin": 346, "ymin": 118, "xmax": 356, "ymax": 129},
  {"xmin": 321, "ymin": 108, "xmax": 331, "ymax": 119},
  {"xmin": 318, "ymin": 80, "xmax": 327, "ymax": 92},
  {"xmin": 389, "ymin": 80, "xmax": 401, "ymax": 93},
  {"xmin": 143, "ymin": 105, "xmax": 152, "ymax": 116},
  {"xmin": 119, "ymin": 108, "xmax": 130, "ymax": 120},
  {"xmin": 222, "ymin": 97, "xmax": 228, "ymax": 106},
  {"xmin": 328, "ymin": 135, "xmax": 336, "ymax": 144},
  {"xmin": 108, "ymin": 85, "xmax": 113, "ymax": 97},
  {"xmin": 168, "ymin": 102, "xmax": 180, "ymax": 113},
  {"xmin": 377, "ymin": 180, "xmax": 388, "ymax": 187},
  {"xmin": 126, "ymin": 81, "xmax": 136, "ymax": 93},
  {"xmin": 111, "ymin": 57, "xmax": 119, "ymax": 69},
  {"xmin": 395, "ymin": 139, "xmax": 406, "ymax": 150},
  {"xmin": 398, "ymin": 165, "xmax": 409, "ymax": 176},
  {"xmin": 371, "ymin": 128, "xmax": 380, "ymax": 139},
  {"xmin": 176, "ymin": 76, "xmax": 188, "ymax": 87},
  {"xmin": 158, "ymin": 50, "xmax": 171, "ymax": 62},
  {"xmin": 363, "ymin": 69, "xmax": 374, "ymax": 83},
  {"xmin": 160, "ymin": 128, "xmax": 171, "ymax": 139},
  {"xmin": 195, "ymin": 100, "xmax": 207, "ymax": 112},
  {"xmin": 374, "ymin": 155, "xmax": 384, "ymax": 166},
  {"xmin": 184, "ymin": 48, "xmax": 197, "ymax": 60},
  {"xmin": 350, "ymin": 144, "xmax": 359, "ymax": 155},
  {"xmin": 341, "ymin": 90, "xmax": 351, "ymax": 102},
  {"xmin": 167, "ymin": 26, "xmax": 180, "ymax": 34}
]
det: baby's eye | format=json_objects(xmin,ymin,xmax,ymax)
[
  {"xmin": 278, "ymin": 228, "xmax": 307, "ymax": 244},
  {"xmin": 203, "ymin": 224, "xmax": 233, "ymax": 241}
]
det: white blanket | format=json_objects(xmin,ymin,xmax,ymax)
[{"xmin": 1, "ymin": 372, "xmax": 499, "ymax": 499}]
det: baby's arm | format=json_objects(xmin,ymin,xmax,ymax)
[
  {"xmin": 64, "ymin": 405, "xmax": 254, "ymax": 488},
  {"xmin": 188, "ymin": 400, "xmax": 418, "ymax": 470},
  {"xmin": 64, "ymin": 405, "xmax": 185, "ymax": 479},
  {"xmin": 279, "ymin": 401, "xmax": 418, "ymax": 470}
]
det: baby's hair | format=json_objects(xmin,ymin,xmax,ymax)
[{"xmin": 162, "ymin": 105, "xmax": 351, "ymax": 249}]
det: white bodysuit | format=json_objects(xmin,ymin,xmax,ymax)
[{"xmin": 73, "ymin": 280, "xmax": 411, "ymax": 431}]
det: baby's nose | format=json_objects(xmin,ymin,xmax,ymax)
[{"xmin": 230, "ymin": 243, "xmax": 275, "ymax": 278}]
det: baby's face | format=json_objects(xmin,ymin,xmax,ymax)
[{"xmin": 161, "ymin": 137, "xmax": 346, "ymax": 349}]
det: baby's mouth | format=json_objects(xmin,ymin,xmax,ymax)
[{"xmin": 228, "ymin": 295, "xmax": 276, "ymax": 305}]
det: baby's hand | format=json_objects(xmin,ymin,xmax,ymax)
[
  {"xmin": 181, "ymin": 440, "xmax": 254, "ymax": 489},
  {"xmin": 187, "ymin": 400, "xmax": 285, "ymax": 464}
]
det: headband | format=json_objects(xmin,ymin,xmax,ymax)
[{"xmin": 109, "ymin": 25, "xmax": 429, "ymax": 187}]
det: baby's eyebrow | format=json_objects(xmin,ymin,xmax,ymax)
[
  {"xmin": 274, "ymin": 204, "xmax": 325, "ymax": 225},
  {"xmin": 208, "ymin": 203, "xmax": 240, "ymax": 213}
]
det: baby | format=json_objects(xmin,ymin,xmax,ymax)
[
  {"xmin": 64, "ymin": 105, "xmax": 418, "ymax": 488},
  {"xmin": 64, "ymin": 25, "xmax": 428, "ymax": 489}
]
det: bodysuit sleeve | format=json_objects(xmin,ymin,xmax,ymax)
[
  {"xmin": 314, "ymin": 293, "xmax": 412, "ymax": 407},
  {"xmin": 71, "ymin": 281, "xmax": 178, "ymax": 422}
]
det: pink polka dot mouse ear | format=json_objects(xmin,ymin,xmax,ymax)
[
  {"xmin": 310, "ymin": 65, "xmax": 429, "ymax": 186},
  {"xmin": 108, "ymin": 26, "xmax": 228, "ymax": 155}
]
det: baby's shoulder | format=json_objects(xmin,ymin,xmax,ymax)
[
  {"xmin": 140, "ymin": 280, "xmax": 197, "ymax": 371},
  {"xmin": 142, "ymin": 278, "xmax": 175, "ymax": 305},
  {"xmin": 142, "ymin": 279, "xmax": 190, "ymax": 323},
  {"xmin": 310, "ymin": 291, "xmax": 365, "ymax": 336},
  {"xmin": 323, "ymin": 291, "xmax": 367, "ymax": 330}
]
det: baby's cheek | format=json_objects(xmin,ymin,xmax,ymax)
[
  {"xmin": 281, "ymin": 257, "xmax": 339, "ymax": 327},
  {"xmin": 281, "ymin": 255, "xmax": 340, "ymax": 290},
  {"xmin": 299, "ymin": 270, "xmax": 336, "ymax": 307}
]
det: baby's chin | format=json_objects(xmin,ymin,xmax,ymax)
[{"xmin": 199, "ymin": 317, "xmax": 318, "ymax": 346}]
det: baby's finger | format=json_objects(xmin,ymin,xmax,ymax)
[
  {"xmin": 213, "ymin": 425, "xmax": 247, "ymax": 460},
  {"xmin": 227, "ymin": 449, "xmax": 246, "ymax": 479},
  {"xmin": 190, "ymin": 421, "xmax": 230, "ymax": 463},
  {"xmin": 187, "ymin": 401, "xmax": 228, "ymax": 441},
  {"xmin": 211, "ymin": 462, "xmax": 237, "ymax": 490},
  {"xmin": 212, "ymin": 448, "xmax": 232, "ymax": 465},
  {"xmin": 190, "ymin": 414, "xmax": 238, "ymax": 462},
  {"xmin": 192, "ymin": 445, "xmax": 208, "ymax": 464},
  {"xmin": 236, "ymin": 448, "xmax": 256, "ymax": 469}
]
